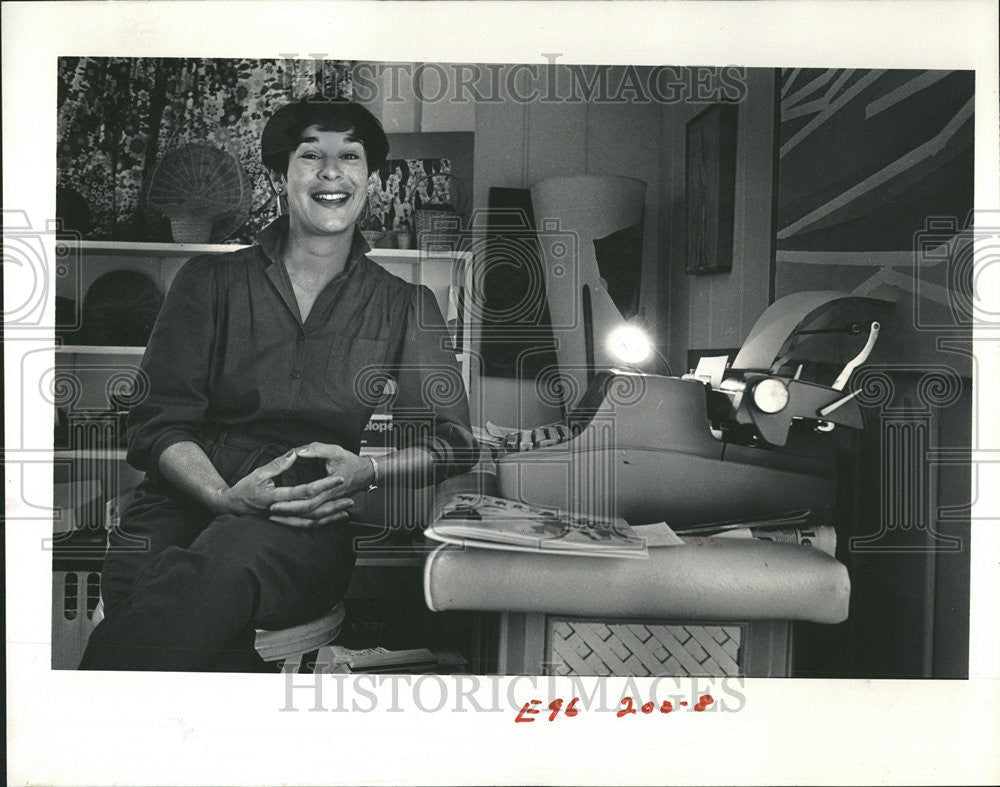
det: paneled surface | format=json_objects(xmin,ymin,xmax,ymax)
[
  {"xmin": 52, "ymin": 570, "xmax": 102, "ymax": 669},
  {"xmin": 660, "ymin": 69, "xmax": 776, "ymax": 373},
  {"xmin": 548, "ymin": 619, "xmax": 742, "ymax": 677}
]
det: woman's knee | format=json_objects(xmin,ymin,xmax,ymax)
[
  {"xmin": 190, "ymin": 513, "xmax": 308, "ymax": 581},
  {"xmin": 193, "ymin": 513, "xmax": 267, "ymax": 561}
]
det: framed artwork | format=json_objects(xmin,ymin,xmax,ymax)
[
  {"xmin": 685, "ymin": 102, "xmax": 739, "ymax": 274},
  {"xmin": 368, "ymin": 131, "xmax": 475, "ymax": 233}
]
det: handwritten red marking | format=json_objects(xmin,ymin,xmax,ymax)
[
  {"xmin": 615, "ymin": 696, "xmax": 716, "ymax": 718},
  {"xmin": 547, "ymin": 697, "xmax": 581, "ymax": 720},
  {"xmin": 515, "ymin": 699, "xmax": 542, "ymax": 723}
]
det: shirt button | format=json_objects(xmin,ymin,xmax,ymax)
[
  {"xmin": 290, "ymin": 370, "xmax": 301, "ymax": 379},
  {"xmin": 296, "ymin": 333, "xmax": 305, "ymax": 343}
]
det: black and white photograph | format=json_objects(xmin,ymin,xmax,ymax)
[{"xmin": 5, "ymin": 2, "xmax": 1000, "ymax": 785}]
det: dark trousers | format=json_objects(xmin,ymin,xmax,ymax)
[{"xmin": 79, "ymin": 433, "xmax": 356, "ymax": 672}]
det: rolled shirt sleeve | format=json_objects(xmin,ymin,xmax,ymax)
[
  {"xmin": 391, "ymin": 285, "xmax": 477, "ymax": 481},
  {"xmin": 126, "ymin": 256, "xmax": 215, "ymax": 474}
]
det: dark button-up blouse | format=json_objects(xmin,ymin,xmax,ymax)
[{"xmin": 126, "ymin": 215, "xmax": 476, "ymax": 481}]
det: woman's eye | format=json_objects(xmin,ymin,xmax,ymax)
[
  {"xmin": 341, "ymin": 151, "xmax": 360, "ymax": 160},
  {"xmin": 301, "ymin": 151, "xmax": 321, "ymax": 160}
]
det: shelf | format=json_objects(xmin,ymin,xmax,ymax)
[
  {"xmin": 76, "ymin": 240, "xmax": 249, "ymax": 256},
  {"xmin": 56, "ymin": 345, "xmax": 145, "ymax": 356},
  {"xmin": 54, "ymin": 449, "xmax": 127, "ymax": 461},
  {"xmin": 75, "ymin": 242, "xmax": 470, "ymax": 260},
  {"xmin": 354, "ymin": 552, "xmax": 427, "ymax": 568},
  {"xmin": 366, "ymin": 248, "xmax": 471, "ymax": 261}
]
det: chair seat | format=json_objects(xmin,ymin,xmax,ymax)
[{"xmin": 253, "ymin": 603, "xmax": 347, "ymax": 662}]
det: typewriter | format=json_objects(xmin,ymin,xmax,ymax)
[{"xmin": 495, "ymin": 291, "xmax": 892, "ymax": 528}]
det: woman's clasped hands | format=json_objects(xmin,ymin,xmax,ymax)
[{"xmin": 220, "ymin": 443, "xmax": 375, "ymax": 528}]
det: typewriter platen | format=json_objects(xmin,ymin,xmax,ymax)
[{"xmin": 495, "ymin": 291, "xmax": 892, "ymax": 528}]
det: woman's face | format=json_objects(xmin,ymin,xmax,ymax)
[{"xmin": 278, "ymin": 125, "xmax": 370, "ymax": 239}]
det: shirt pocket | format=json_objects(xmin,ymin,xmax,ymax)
[{"xmin": 324, "ymin": 333, "xmax": 391, "ymax": 412}]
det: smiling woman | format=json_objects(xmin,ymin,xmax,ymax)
[
  {"xmin": 262, "ymin": 98, "xmax": 388, "ymax": 248},
  {"xmin": 78, "ymin": 96, "xmax": 476, "ymax": 672},
  {"xmin": 280, "ymin": 129, "xmax": 370, "ymax": 239}
]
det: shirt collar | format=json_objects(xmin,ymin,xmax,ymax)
[{"xmin": 254, "ymin": 214, "xmax": 373, "ymax": 272}]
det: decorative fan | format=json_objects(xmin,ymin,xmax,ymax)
[{"xmin": 143, "ymin": 143, "xmax": 250, "ymax": 243}]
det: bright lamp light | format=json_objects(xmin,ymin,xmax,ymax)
[{"xmin": 607, "ymin": 324, "xmax": 653, "ymax": 365}]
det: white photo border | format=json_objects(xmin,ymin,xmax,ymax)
[{"xmin": 4, "ymin": 1, "xmax": 999, "ymax": 785}]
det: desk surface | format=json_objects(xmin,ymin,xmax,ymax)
[
  {"xmin": 423, "ymin": 462, "xmax": 850, "ymax": 625},
  {"xmin": 424, "ymin": 539, "xmax": 850, "ymax": 624}
]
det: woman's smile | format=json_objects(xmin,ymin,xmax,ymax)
[{"xmin": 311, "ymin": 189, "xmax": 353, "ymax": 206}]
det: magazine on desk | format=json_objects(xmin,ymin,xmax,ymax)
[
  {"xmin": 426, "ymin": 493, "xmax": 649, "ymax": 559},
  {"xmin": 676, "ymin": 509, "xmax": 837, "ymax": 556}
]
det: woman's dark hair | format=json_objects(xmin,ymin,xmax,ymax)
[{"xmin": 261, "ymin": 95, "xmax": 389, "ymax": 176}]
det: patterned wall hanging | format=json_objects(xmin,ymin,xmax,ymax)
[
  {"xmin": 774, "ymin": 68, "xmax": 974, "ymax": 367},
  {"xmin": 57, "ymin": 57, "xmax": 354, "ymax": 243}
]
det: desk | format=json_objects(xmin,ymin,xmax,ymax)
[{"xmin": 423, "ymin": 464, "xmax": 850, "ymax": 678}]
